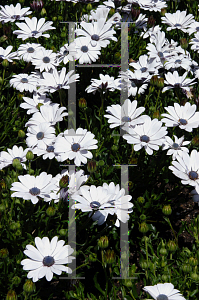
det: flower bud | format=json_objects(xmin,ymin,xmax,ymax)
[
  {"xmin": 141, "ymin": 236, "xmax": 149, "ymax": 243},
  {"xmin": 157, "ymin": 77, "xmax": 164, "ymax": 89},
  {"xmin": 191, "ymin": 272, "xmax": 199, "ymax": 281},
  {"xmin": 140, "ymin": 260, "xmax": 151, "ymax": 269},
  {"xmin": 23, "ymin": 279, "xmax": 35, "ymax": 294},
  {"xmin": 139, "ymin": 222, "xmax": 149, "ymax": 233},
  {"xmin": 0, "ymin": 204, "xmax": 6, "ymax": 213},
  {"xmin": 86, "ymin": 3, "xmax": 92, "ymax": 10},
  {"xmin": 46, "ymin": 207, "xmax": 56, "ymax": 217},
  {"xmin": 131, "ymin": 7, "xmax": 140, "ymax": 20},
  {"xmin": 12, "ymin": 158, "xmax": 23, "ymax": 171},
  {"xmin": 18, "ymin": 130, "xmax": 25, "ymax": 139},
  {"xmin": 104, "ymin": 249, "xmax": 115, "ymax": 264},
  {"xmin": 162, "ymin": 205, "xmax": 172, "ymax": 216},
  {"xmin": 89, "ymin": 253, "xmax": 97, "ymax": 262},
  {"xmin": 114, "ymin": 52, "xmax": 121, "ymax": 61},
  {"xmin": 40, "ymin": 8, "xmax": 46, "ymax": 16},
  {"xmin": 0, "ymin": 248, "xmax": 9, "ymax": 258},
  {"xmin": 12, "ymin": 276, "xmax": 21, "ymax": 286},
  {"xmin": 0, "ymin": 35, "xmax": 7, "ymax": 43},
  {"xmin": 98, "ymin": 236, "xmax": 109, "ymax": 249},
  {"xmin": 161, "ymin": 8, "xmax": 167, "ymax": 16},
  {"xmin": 130, "ymin": 264, "xmax": 137, "ymax": 276},
  {"xmin": 180, "ymin": 38, "xmax": 188, "ymax": 50},
  {"xmin": 162, "ymin": 274, "xmax": 168, "ymax": 281},
  {"xmin": 10, "ymin": 221, "xmax": 20, "ymax": 231},
  {"xmin": 59, "ymin": 229, "xmax": 67, "ymax": 236},
  {"xmin": 124, "ymin": 279, "xmax": 132, "ymax": 287},
  {"xmin": 6, "ymin": 290, "xmax": 17, "ymax": 300},
  {"xmin": 192, "ymin": 135, "xmax": 199, "ymax": 146},
  {"xmin": 52, "ymin": 16, "xmax": 57, "ymax": 22},
  {"xmin": 140, "ymin": 214, "xmax": 146, "ymax": 221},
  {"xmin": 160, "ymin": 248, "xmax": 167, "ymax": 256},
  {"xmin": 61, "ymin": 32, "xmax": 66, "ymax": 38},
  {"xmin": 79, "ymin": 97, "xmax": 87, "ymax": 109},
  {"xmin": 109, "ymin": 8, "xmax": 115, "ymax": 16},
  {"xmin": 2, "ymin": 59, "xmax": 9, "ymax": 68},
  {"xmin": 167, "ymin": 240, "xmax": 177, "ymax": 252},
  {"xmin": 59, "ymin": 175, "xmax": 69, "ymax": 189},
  {"xmin": 189, "ymin": 257, "xmax": 198, "ymax": 266},
  {"xmin": 58, "ymin": 16, "xmax": 63, "ymax": 21},
  {"xmin": 87, "ymin": 160, "xmax": 97, "ymax": 173},
  {"xmin": 182, "ymin": 264, "xmax": 192, "ymax": 273},
  {"xmin": 26, "ymin": 150, "xmax": 34, "ymax": 161},
  {"xmin": 137, "ymin": 196, "xmax": 145, "ymax": 204},
  {"xmin": 150, "ymin": 75, "xmax": 158, "ymax": 86},
  {"xmin": 111, "ymin": 145, "xmax": 118, "ymax": 151},
  {"xmin": 153, "ymin": 110, "xmax": 160, "ymax": 119},
  {"xmin": 148, "ymin": 15, "xmax": 156, "ymax": 27},
  {"xmin": 98, "ymin": 160, "xmax": 104, "ymax": 167}
]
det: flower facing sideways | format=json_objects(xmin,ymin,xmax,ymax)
[
  {"xmin": 162, "ymin": 135, "xmax": 190, "ymax": 160},
  {"xmin": 21, "ymin": 236, "xmax": 75, "ymax": 282},
  {"xmin": 143, "ymin": 282, "xmax": 186, "ymax": 300}
]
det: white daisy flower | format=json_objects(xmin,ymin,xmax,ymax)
[
  {"xmin": 21, "ymin": 236, "xmax": 75, "ymax": 282},
  {"xmin": 169, "ymin": 150, "xmax": 199, "ymax": 194},
  {"xmin": 25, "ymin": 103, "xmax": 68, "ymax": 127},
  {"xmin": 190, "ymin": 32, "xmax": 199, "ymax": 53},
  {"xmin": 26, "ymin": 123, "xmax": 56, "ymax": 150},
  {"xmin": 70, "ymin": 37, "xmax": 101, "ymax": 64},
  {"xmin": 91, "ymin": 182, "xmax": 133, "ymax": 227},
  {"xmin": 51, "ymin": 169, "xmax": 89, "ymax": 203},
  {"xmin": 0, "ymin": 3, "xmax": 31, "ymax": 23},
  {"xmin": 161, "ymin": 102, "xmax": 199, "ymax": 132},
  {"xmin": 33, "ymin": 141, "xmax": 60, "ymax": 160},
  {"xmin": 129, "ymin": 54, "xmax": 161, "ymax": 75},
  {"xmin": 143, "ymin": 282, "xmax": 186, "ymax": 300},
  {"xmin": 31, "ymin": 48, "xmax": 58, "ymax": 72},
  {"xmin": 56, "ymin": 42, "xmax": 76, "ymax": 64},
  {"xmin": 10, "ymin": 73, "xmax": 38, "ymax": 93},
  {"xmin": 0, "ymin": 145, "xmax": 29, "ymax": 170},
  {"xmin": 85, "ymin": 74, "xmax": 119, "ymax": 94},
  {"xmin": 118, "ymin": 69, "xmax": 151, "ymax": 97},
  {"xmin": 139, "ymin": 0, "xmax": 167, "ymax": 12},
  {"xmin": 54, "ymin": 128, "xmax": 98, "ymax": 166},
  {"xmin": 161, "ymin": 10, "xmax": 195, "ymax": 33},
  {"xmin": 123, "ymin": 116, "xmax": 168, "ymax": 155},
  {"xmin": 104, "ymin": 99, "xmax": 148, "ymax": 131},
  {"xmin": 11, "ymin": 172, "xmax": 57, "ymax": 204},
  {"xmin": 141, "ymin": 25, "xmax": 162, "ymax": 40},
  {"xmin": 164, "ymin": 54, "xmax": 192, "ymax": 71},
  {"xmin": 75, "ymin": 19, "xmax": 117, "ymax": 48},
  {"xmin": 39, "ymin": 68, "xmax": 79, "ymax": 93},
  {"xmin": 17, "ymin": 43, "xmax": 44, "ymax": 63},
  {"xmin": 162, "ymin": 71, "xmax": 196, "ymax": 93},
  {"xmin": 20, "ymin": 92, "xmax": 51, "ymax": 115},
  {"xmin": 162, "ymin": 135, "xmax": 190, "ymax": 160},
  {"xmin": 0, "ymin": 45, "xmax": 18, "ymax": 62},
  {"xmin": 13, "ymin": 17, "xmax": 55, "ymax": 40},
  {"xmin": 187, "ymin": 21, "xmax": 199, "ymax": 35}
]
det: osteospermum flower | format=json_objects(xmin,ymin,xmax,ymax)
[
  {"xmin": 0, "ymin": 3, "xmax": 31, "ymax": 23},
  {"xmin": 70, "ymin": 37, "xmax": 101, "ymax": 64},
  {"xmin": 85, "ymin": 74, "xmax": 119, "ymax": 94},
  {"xmin": 25, "ymin": 103, "xmax": 68, "ymax": 127},
  {"xmin": 190, "ymin": 32, "xmax": 199, "ymax": 53},
  {"xmin": 162, "ymin": 71, "xmax": 196, "ymax": 93},
  {"xmin": 51, "ymin": 169, "xmax": 89, "ymax": 202},
  {"xmin": 39, "ymin": 68, "xmax": 80, "ymax": 93},
  {"xmin": 75, "ymin": 19, "xmax": 117, "ymax": 48},
  {"xmin": 164, "ymin": 54, "xmax": 192, "ymax": 71},
  {"xmin": 11, "ymin": 172, "xmax": 57, "ymax": 204},
  {"xmin": 169, "ymin": 150, "xmax": 199, "ymax": 195},
  {"xmin": 54, "ymin": 128, "xmax": 98, "ymax": 166},
  {"xmin": 0, "ymin": 45, "xmax": 18, "ymax": 62},
  {"xmin": 0, "ymin": 145, "xmax": 29, "ymax": 170},
  {"xmin": 161, "ymin": 10, "xmax": 195, "ymax": 33},
  {"xmin": 10, "ymin": 73, "xmax": 38, "ymax": 93},
  {"xmin": 104, "ymin": 99, "xmax": 148, "ymax": 131},
  {"xmin": 21, "ymin": 236, "xmax": 75, "ymax": 282},
  {"xmin": 31, "ymin": 48, "xmax": 58, "ymax": 72},
  {"xmin": 161, "ymin": 102, "xmax": 199, "ymax": 132},
  {"xmin": 56, "ymin": 42, "xmax": 76, "ymax": 64},
  {"xmin": 26, "ymin": 123, "xmax": 56, "ymax": 150},
  {"xmin": 123, "ymin": 116, "xmax": 168, "ymax": 155},
  {"xmin": 138, "ymin": 0, "xmax": 167, "ymax": 12},
  {"xmin": 129, "ymin": 54, "xmax": 161, "ymax": 75},
  {"xmin": 143, "ymin": 282, "xmax": 186, "ymax": 300},
  {"xmin": 17, "ymin": 43, "xmax": 44, "ymax": 62},
  {"xmin": 162, "ymin": 135, "xmax": 190, "ymax": 160},
  {"xmin": 13, "ymin": 17, "xmax": 55, "ymax": 40},
  {"xmin": 20, "ymin": 92, "xmax": 51, "ymax": 115}
]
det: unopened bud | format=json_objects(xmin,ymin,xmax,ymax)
[
  {"xmin": 191, "ymin": 272, "xmax": 199, "ymax": 281},
  {"xmin": 12, "ymin": 158, "xmax": 23, "ymax": 171},
  {"xmin": 162, "ymin": 204, "xmax": 172, "ymax": 215},
  {"xmin": 18, "ymin": 130, "xmax": 25, "ymax": 138},
  {"xmin": 137, "ymin": 196, "xmax": 145, "ymax": 204},
  {"xmin": 157, "ymin": 77, "xmax": 164, "ymax": 89},
  {"xmin": 78, "ymin": 97, "xmax": 87, "ymax": 109},
  {"xmin": 182, "ymin": 264, "xmax": 192, "ymax": 273},
  {"xmin": 160, "ymin": 248, "xmax": 167, "ymax": 256},
  {"xmin": 59, "ymin": 229, "xmax": 67, "ymax": 236},
  {"xmin": 167, "ymin": 240, "xmax": 177, "ymax": 252},
  {"xmin": 189, "ymin": 257, "xmax": 198, "ymax": 266},
  {"xmin": 86, "ymin": 3, "xmax": 92, "ymax": 10},
  {"xmin": 12, "ymin": 276, "xmax": 21, "ymax": 286},
  {"xmin": 98, "ymin": 236, "xmax": 109, "ymax": 249},
  {"xmin": 40, "ymin": 8, "xmax": 46, "ymax": 16},
  {"xmin": 161, "ymin": 274, "xmax": 168, "ymax": 281},
  {"xmin": 89, "ymin": 253, "xmax": 97, "ymax": 262},
  {"xmin": 153, "ymin": 110, "xmax": 160, "ymax": 119},
  {"xmin": 23, "ymin": 279, "xmax": 35, "ymax": 294},
  {"xmin": 104, "ymin": 249, "xmax": 115, "ymax": 264},
  {"xmin": 98, "ymin": 160, "xmax": 104, "ymax": 167},
  {"xmin": 6, "ymin": 290, "xmax": 17, "ymax": 300},
  {"xmin": 26, "ymin": 150, "xmax": 34, "ymax": 161},
  {"xmin": 46, "ymin": 206, "xmax": 56, "ymax": 217},
  {"xmin": 2, "ymin": 59, "xmax": 9, "ymax": 68},
  {"xmin": 139, "ymin": 222, "xmax": 149, "ymax": 233},
  {"xmin": 148, "ymin": 15, "xmax": 156, "ymax": 27},
  {"xmin": 87, "ymin": 160, "xmax": 97, "ymax": 173},
  {"xmin": 161, "ymin": 8, "xmax": 167, "ymax": 16},
  {"xmin": 0, "ymin": 248, "xmax": 9, "ymax": 258},
  {"xmin": 180, "ymin": 38, "xmax": 188, "ymax": 50},
  {"xmin": 192, "ymin": 135, "xmax": 199, "ymax": 146},
  {"xmin": 59, "ymin": 175, "xmax": 69, "ymax": 188},
  {"xmin": 150, "ymin": 75, "xmax": 158, "ymax": 86}
]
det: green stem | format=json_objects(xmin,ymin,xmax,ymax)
[
  {"xmin": 130, "ymin": 290, "xmax": 136, "ymax": 300},
  {"xmin": 145, "ymin": 236, "xmax": 149, "ymax": 280},
  {"xmin": 164, "ymin": 217, "xmax": 178, "ymax": 245},
  {"xmin": 155, "ymin": 89, "xmax": 161, "ymax": 111},
  {"xmin": 84, "ymin": 109, "xmax": 90, "ymax": 130},
  {"xmin": 175, "ymin": 88, "xmax": 180, "ymax": 103}
]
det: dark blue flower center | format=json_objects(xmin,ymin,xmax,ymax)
[
  {"xmin": 172, "ymin": 143, "xmax": 179, "ymax": 149},
  {"xmin": 36, "ymin": 132, "xmax": 44, "ymax": 140},
  {"xmin": 43, "ymin": 56, "xmax": 50, "ymax": 63},
  {"xmin": 63, "ymin": 50, "xmax": 68, "ymax": 55},
  {"xmin": 31, "ymin": 30, "xmax": 39, "ymax": 36},
  {"xmin": 71, "ymin": 143, "xmax": 80, "ymax": 152},
  {"xmin": 91, "ymin": 34, "xmax": 100, "ymax": 41},
  {"xmin": 175, "ymin": 59, "xmax": 181, "ymax": 64},
  {"xmin": 21, "ymin": 78, "xmax": 28, "ymax": 83},
  {"xmin": 90, "ymin": 201, "xmax": 101, "ymax": 209},
  {"xmin": 158, "ymin": 52, "xmax": 164, "ymax": 58},
  {"xmin": 189, "ymin": 171, "xmax": 198, "ymax": 180},
  {"xmin": 122, "ymin": 116, "xmax": 131, "ymax": 122},
  {"xmin": 12, "ymin": 15, "xmax": 20, "ymax": 20},
  {"xmin": 175, "ymin": 23, "xmax": 182, "ymax": 28},
  {"xmin": 81, "ymin": 46, "xmax": 88, "ymax": 53},
  {"xmin": 29, "ymin": 187, "xmax": 40, "ymax": 196},
  {"xmin": 47, "ymin": 146, "xmax": 54, "ymax": 152},
  {"xmin": 140, "ymin": 135, "xmax": 150, "ymax": 143},
  {"xmin": 179, "ymin": 118, "xmax": 187, "ymax": 125},
  {"xmin": 157, "ymin": 295, "xmax": 168, "ymax": 300},
  {"xmin": 27, "ymin": 47, "xmax": 35, "ymax": 53},
  {"xmin": 141, "ymin": 67, "xmax": 147, "ymax": 72},
  {"xmin": 43, "ymin": 256, "xmax": 55, "ymax": 267}
]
